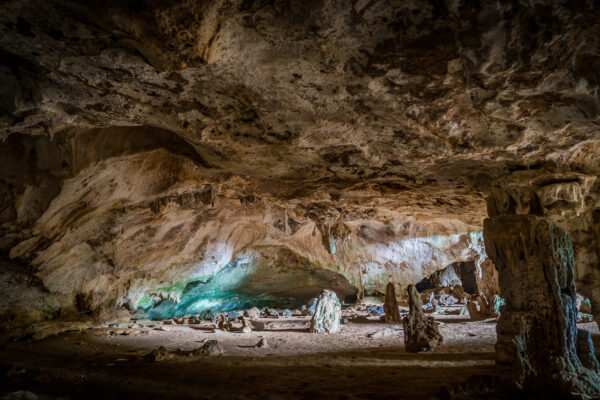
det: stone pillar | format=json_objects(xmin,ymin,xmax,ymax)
[
  {"xmin": 309, "ymin": 290, "xmax": 341, "ymax": 334},
  {"xmin": 484, "ymin": 214, "xmax": 600, "ymax": 397},
  {"xmin": 384, "ymin": 282, "xmax": 401, "ymax": 323},
  {"xmin": 403, "ymin": 284, "xmax": 442, "ymax": 352}
]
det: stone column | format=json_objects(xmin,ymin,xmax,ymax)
[
  {"xmin": 484, "ymin": 214, "xmax": 600, "ymax": 397},
  {"xmin": 384, "ymin": 282, "xmax": 401, "ymax": 323},
  {"xmin": 403, "ymin": 284, "xmax": 442, "ymax": 352},
  {"xmin": 309, "ymin": 290, "xmax": 341, "ymax": 333}
]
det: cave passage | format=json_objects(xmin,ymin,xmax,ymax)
[{"xmin": 139, "ymin": 252, "xmax": 358, "ymax": 319}]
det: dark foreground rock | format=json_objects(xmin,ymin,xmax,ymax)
[
  {"xmin": 484, "ymin": 214, "xmax": 600, "ymax": 398},
  {"xmin": 403, "ymin": 285, "xmax": 442, "ymax": 352}
]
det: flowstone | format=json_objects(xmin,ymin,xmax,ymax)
[
  {"xmin": 484, "ymin": 214, "xmax": 600, "ymax": 398},
  {"xmin": 403, "ymin": 285, "xmax": 442, "ymax": 352},
  {"xmin": 383, "ymin": 282, "xmax": 401, "ymax": 323},
  {"xmin": 309, "ymin": 290, "xmax": 341, "ymax": 334}
]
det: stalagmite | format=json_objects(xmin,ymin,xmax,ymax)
[
  {"xmin": 484, "ymin": 214, "xmax": 600, "ymax": 397},
  {"xmin": 309, "ymin": 290, "xmax": 341, "ymax": 334},
  {"xmin": 403, "ymin": 285, "xmax": 443, "ymax": 352},
  {"xmin": 383, "ymin": 282, "xmax": 401, "ymax": 323}
]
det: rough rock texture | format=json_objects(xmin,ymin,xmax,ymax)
[
  {"xmin": 486, "ymin": 174, "xmax": 600, "ymax": 325},
  {"xmin": 0, "ymin": 0, "xmax": 599, "ymax": 325},
  {"xmin": 383, "ymin": 282, "xmax": 401, "ymax": 323},
  {"xmin": 403, "ymin": 285, "xmax": 443, "ymax": 352},
  {"xmin": 484, "ymin": 214, "xmax": 600, "ymax": 398},
  {"xmin": 309, "ymin": 290, "xmax": 341, "ymax": 334}
]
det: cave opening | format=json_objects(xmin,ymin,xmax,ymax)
[
  {"xmin": 138, "ymin": 248, "xmax": 358, "ymax": 320},
  {"xmin": 415, "ymin": 260, "xmax": 479, "ymax": 295}
]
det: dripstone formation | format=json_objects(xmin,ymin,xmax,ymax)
[
  {"xmin": 384, "ymin": 282, "xmax": 401, "ymax": 323},
  {"xmin": 403, "ymin": 285, "xmax": 443, "ymax": 353},
  {"xmin": 484, "ymin": 214, "xmax": 600, "ymax": 398},
  {"xmin": 309, "ymin": 290, "xmax": 341, "ymax": 334}
]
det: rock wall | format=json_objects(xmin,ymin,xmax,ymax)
[{"xmin": 1, "ymin": 0, "xmax": 600, "ymax": 325}]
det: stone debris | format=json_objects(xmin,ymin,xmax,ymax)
[
  {"xmin": 578, "ymin": 313, "xmax": 594, "ymax": 323},
  {"xmin": 251, "ymin": 320, "xmax": 266, "ymax": 331},
  {"xmin": 383, "ymin": 282, "xmax": 401, "ymax": 323},
  {"xmin": 191, "ymin": 340, "xmax": 223, "ymax": 356},
  {"xmin": 485, "ymin": 214, "xmax": 600, "ymax": 397},
  {"xmin": 403, "ymin": 285, "xmax": 443, "ymax": 352},
  {"xmin": 309, "ymin": 290, "xmax": 341, "ymax": 334},
  {"xmin": 368, "ymin": 328, "xmax": 400, "ymax": 338},
  {"xmin": 245, "ymin": 307, "xmax": 261, "ymax": 320},
  {"xmin": 241, "ymin": 316, "xmax": 252, "ymax": 333},
  {"xmin": 301, "ymin": 298, "xmax": 318, "ymax": 316},
  {"xmin": 254, "ymin": 338, "xmax": 268, "ymax": 348},
  {"xmin": 217, "ymin": 315, "xmax": 232, "ymax": 331},
  {"xmin": 367, "ymin": 305, "xmax": 384, "ymax": 317},
  {"xmin": 145, "ymin": 346, "xmax": 169, "ymax": 361}
]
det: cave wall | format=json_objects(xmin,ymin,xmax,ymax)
[
  {"xmin": 2, "ymin": 132, "xmax": 485, "ymax": 317},
  {"xmin": 1, "ymin": 0, "xmax": 600, "ymax": 323}
]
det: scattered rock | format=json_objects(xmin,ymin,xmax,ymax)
[
  {"xmin": 403, "ymin": 285, "xmax": 443, "ymax": 352},
  {"xmin": 301, "ymin": 298, "xmax": 318, "ymax": 316},
  {"xmin": 578, "ymin": 313, "xmax": 594, "ymax": 323},
  {"xmin": 245, "ymin": 307, "xmax": 261, "ymax": 320},
  {"xmin": 227, "ymin": 311, "xmax": 240, "ymax": 319},
  {"xmin": 254, "ymin": 338, "xmax": 268, "ymax": 348},
  {"xmin": 367, "ymin": 305, "xmax": 384, "ymax": 316},
  {"xmin": 217, "ymin": 315, "xmax": 232, "ymax": 331},
  {"xmin": 241, "ymin": 316, "xmax": 252, "ymax": 333},
  {"xmin": 145, "ymin": 346, "xmax": 169, "ymax": 361},
  {"xmin": 310, "ymin": 290, "xmax": 341, "ymax": 334},
  {"xmin": 368, "ymin": 328, "xmax": 399, "ymax": 338},
  {"xmin": 383, "ymin": 282, "xmax": 401, "ymax": 323},
  {"xmin": 251, "ymin": 320, "xmax": 266, "ymax": 331},
  {"xmin": 191, "ymin": 340, "xmax": 223, "ymax": 356},
  {"xmin": 437, "ymin": 294, "xmax": 458, "ymax": 306}
]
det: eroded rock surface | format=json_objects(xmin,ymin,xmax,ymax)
[
  {"xmin": 309, "ymin": 290, "xmax": 341, "ymax": 334},
  {"xmin": 484, "ymin": 214, "xmax": 600, "ymax": 398},
  {"xmin": 403, "ymin": 285, "xmax": 443, "ymax": 352},
  {"xmin": 0, "ymin": 0, "xmax": 598, "ymax": 328},
  {"xmin": 383, "ymin": 282, "xmax": 401, "ymax": 323}
]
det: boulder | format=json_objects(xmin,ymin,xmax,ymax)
[
  {"xmin": 383, "ymin": 282, "xmax": 401, "ymax": 323},
  {"xmin": 309, "ymin": 290, "xmax": 341, "ymax": 334},
  {"xmin": 403, "ymin": 285, "xmax": 443, "ymax": 352},
  {"xmin": 484, "ymin": 214, "xmax": 600, "ymax": 397},
  {"xmin": 191, "ymin": 340, "xmax": 223, "ymax": 356},
  {"xmin": 146, "ymin": 346, "xmax": 169, "ymax": 361},
  {"xmin": 245, "ymin": 307, "xmax": 261, "ymax": 320},
  {"xmin": 241, "ymin": 316, "xmax": 252, "ymax": 333}
]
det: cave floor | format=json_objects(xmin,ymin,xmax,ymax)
[{"xmin": 2, "ymin": 316, "xmax": 599, "ymax": 400}]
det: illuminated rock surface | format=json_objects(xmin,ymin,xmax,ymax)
[
  {"xmin": 309, "ymin": 289, "xmax": 341, "ymax": 334},
  {"xmin": 0, "ymin": 1, "xmax": 599, "ymax": 397}
]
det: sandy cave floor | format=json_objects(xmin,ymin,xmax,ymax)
[{"xmin": 2, "ymin": 314, "xmax": 599, "ymax": 400}]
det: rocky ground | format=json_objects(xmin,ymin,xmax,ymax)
[{"xmin": 2, "ymin": 312, "xmax": 598, "ymax": 400}]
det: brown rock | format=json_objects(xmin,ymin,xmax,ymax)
[
  {"xmin": 484, "ymin": 214, "xmax": 600, "ymax": 397},
  {"xmin": 403, "ymin": 285, "xmax": 443, "ymax": 353},
  {"xmin": 383, "ymin": 282, "xmax": 401, "ymax": 323}
]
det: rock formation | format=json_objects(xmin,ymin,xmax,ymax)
[
  {"xmin": 1, "ymin": 0, "xmax": 599, "ymax": 328},
  {"xmin": 309, "ymin": 290, "xmax": 341, "ymax": 334},
  {"xmin": 484, "ymin": 214, "xmax": 600, "ymax": 398},
  {"xmin": 383, "ymin": 282, "xmax": 401, "ymax": 323},
  {"xmin": 403, "ymin": 285, "xmax": 443, "ymax": 353}
]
